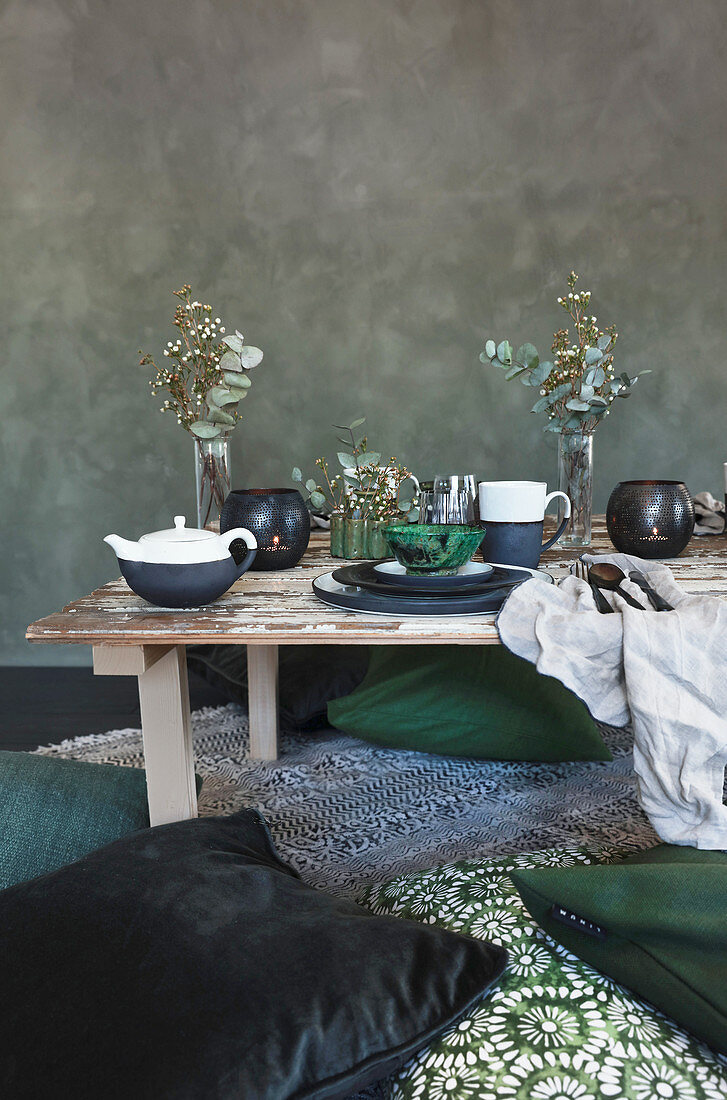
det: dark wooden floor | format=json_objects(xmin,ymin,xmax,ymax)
[{"xmin": 0, "ymin": 667, "xmax": 229, "ymax": 752}]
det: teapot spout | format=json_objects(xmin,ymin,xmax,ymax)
[{"xmin": 104, "ymin": 534, "xmax": 143, "ymax": 562}]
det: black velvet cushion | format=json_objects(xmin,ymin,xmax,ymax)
[
  {"xmin": 187, "ymin": 644, "xmax": 369, "ymax": 729},
  {"xmin": 0, "ymin": 810, "xmax": 507, "ymax": 1100}
]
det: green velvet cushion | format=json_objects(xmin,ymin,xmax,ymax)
[
  {"xmin": 511, "ymin": 844, "xmax": 727, "ymax": 1055},
  {"xmin": 362, "ymin": 847, "xmax": 727, "ymax": 1099},
  {"xmin": 328, "ymin": 645, "xmax": 611, "ymax": 761},
  {"xmin": 0, "ymin": 751, "xmax": 153, "ymax": 889}
]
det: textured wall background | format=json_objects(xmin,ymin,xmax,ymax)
[{"xmin": 3, "ymin": 0, "xmax": 727, "ymax": 664}]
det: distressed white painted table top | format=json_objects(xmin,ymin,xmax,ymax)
[{"xmin": 26, "ymin": 519, "xmax": 727, "ymax": 648}]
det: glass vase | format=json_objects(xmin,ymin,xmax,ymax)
[
  {"xmin": 329, "ymin": 514, "xmax": 390, "ymax": 559},
  {"xmin": 194, "ymin": 434, "xmax": 231, "ymax": 532},
  {"xmin": 557, "ymin": 429, "xmax": 593, "ymax": 547}
]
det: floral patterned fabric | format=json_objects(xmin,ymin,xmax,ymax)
[{"xmin": 361, "ymin": 847, "xmax": 727, "ymax": 1100}]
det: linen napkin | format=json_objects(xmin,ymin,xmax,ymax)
[{"xmin": 497, "ymin": 552, "xmax": 727, "ymax": 850}]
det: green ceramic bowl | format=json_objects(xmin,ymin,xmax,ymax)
[{"xmin": 382, "ymin": 523, "xmax": 485, "ymax": 575}]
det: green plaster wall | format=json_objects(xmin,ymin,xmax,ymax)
[{"xmin": 3, "ymin": 0, "xmax": 726, "ymax": 664}]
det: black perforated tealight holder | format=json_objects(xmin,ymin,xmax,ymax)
[
  {"xmin": 221, "ymin": 488, "xmax": 311, "ymax": 570},
  {"xmin": 606, "ymin": 480, "xmax": 695, "ymax": 559}
]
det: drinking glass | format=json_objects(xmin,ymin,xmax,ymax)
[
  {"xmin": 432, "ymin": 474, "xmax": 477, "ymax": 523},
  {"xmin": 418, "ymin": 489, "xmax": 472, "ymax": 525}
]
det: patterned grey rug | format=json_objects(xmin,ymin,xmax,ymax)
[{"xmin": 36, "ymin": 704, "xmax": 658, "ymax": 896}]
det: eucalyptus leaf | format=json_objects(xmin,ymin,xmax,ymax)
[
  {"xmin": 505, "ymin": 364, "xmax": 527, "ymax": 380},
  {"xmin": 597, "ymin": 334, "xmax": 611, "ymax": 351},
  {"xmin": 485, "ymin": 339, "xmax": 497, "ymax": 359},
  {"xmin": 343, "ymin": 474, "xmax": 360, "ymax": 487},
  {"xmin": 515, "ymin": 343, "xmax": 539, "ymax": 370},
  {"xmin": 588, "ymin": 396, "xmax": 609, "ymax": 407},
  {"xmin": 479, "ymin": 352, "xmax": 489, "ymax": 364},
  {"xmin": 549, "ymin": 383, "xmax": 572, "ymax": 400},
  {"xmin": 579, "ymin": 384, "xmax": 595, "ymax": 399},
  {"xmin": 584, "ymin": 347, "xmax": 603, "ymax": 366},
  {"xmin": 357, "ymin": 452, "xmax": 381, "ymax": 467},
  {"xmin": 566, "ymin": 399, "xmax": 591, "ymax": 412},
  {"xmin": 610, "ymin": 380, "xmax": 623, "ymax": 394},
  {"xmin": 531, "ymin": 396, "xmax": 551, "ymax": 413},
  {"xmin": 223, "ymin": 371, "xmax": 251, "ymax": 389},
  {"xmin": 349, "ymin": 417, "xmax": 366, "ymax": 429},
  {"xmin": 305, "ymin": 478, "xmax": 318, "ymax": 492},
  {"xmin": 620, "ymin": 372, "xmax": 631, "ymax": 386},
  {"xmin": 190, "ymin": 421, "xmax": 222, "ymax": 439},
  {"xmin": 239, "ymin": 346, "xmax": 263, "ymax": 369},
  {"xmin": 497, "ymin": 340, "xmax": 513, "ymax": 365},
  {"xmin": 207, "ymin": 404, "xmax": 235, "ymax": 426},
  {"xmin": 222, "ymin": 335, "xmax": 244, "ymax": 355},
  {"xmin": 337, "ymin": 452, "xmax": 356, "ymax": 468},
  {"xmin": 310, "ymin": 491, "xmax": 327, "ymax": 510},
  {"xmin": 219, "ymin": 350, "xmax": 242, "ymax": 373},
  {"xmin": 530, "ymin": 361, "xmax": 553, "ymax": 385},
  {"xmin": 585, "ymin": 367, "xmax": 605, "ymax": 388},
  {"xmin": 544, "ymin": 421, "xmax": 563, "ymax": 433},
  {"xmin": 227, "ymin": 388, "xmax": 248, "ymax": 401},
  {"xmin": 291, "ymin": 467, "xmax": 303, "ymax": 481},
  {"xmin": 209, "ymin": 386, "xmax": 238, "ymax": 406}
]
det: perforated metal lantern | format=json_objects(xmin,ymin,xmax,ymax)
[
  {"xmin": 221, "ymin": 488, "xmax": 310, "ymax": 570},
  {"xmin": 606, "ymin": 480, "xmax": 695, "ymax": 559}
]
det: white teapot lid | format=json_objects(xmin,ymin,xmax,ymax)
[{"xmin": 139, "ymin": 515, "xmax": 216, "ymax": 545}]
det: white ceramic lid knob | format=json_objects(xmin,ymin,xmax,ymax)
[{"xmin": 174, "ymin": 516, "xmax": 186, "ymax": 529}]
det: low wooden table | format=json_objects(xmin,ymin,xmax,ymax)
[{"xmin": 26, "ymin": 518, "xmax": 725, "ymax": 826}]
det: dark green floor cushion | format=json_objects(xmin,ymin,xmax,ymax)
[
  {"xmin": 0, "ymin": 809, "xmax": 506, "ymax": 1100},
  {"xmin": 362, "ymin": 847, "xmax": 727, "ymax": 1099},
  {"xmin": 0, "ymin": 751, "xmax": 159, "ymax": 890},
  {"xmin": 328, "ymin": 645, "xmax": 611, "ymax": 761},
  {"xmin": 187, "ymin": 643, "xmax": 369, "ymax": 729},
  {"xmin": 511, "ymin": 844, "xmax": 727, "ymax": 1057}
]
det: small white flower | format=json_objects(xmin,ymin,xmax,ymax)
[
  {"xmin": 568, "ymin": 292, "xmax": 573, "ymax": 298},
  {"xmin": 215, "ymin": 317, "xmax": 221, "ymax": 323},
  {"xmin": 167, "ymin": 341, "xmax": 173, "ymax": 347},
  {"xmin": 163, "ymin": 349, "xmax": 169, "ymax": 356}
]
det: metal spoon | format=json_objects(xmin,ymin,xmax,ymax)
[{"xmin": 588, "ymin": 562, "xmax": 646, "ymax": 610}]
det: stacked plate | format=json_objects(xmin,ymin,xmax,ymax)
[{"xmin": 312, "ymin": 559, "xmax": 552, "ymax": 617}]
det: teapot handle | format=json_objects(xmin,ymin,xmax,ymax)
[{"xmin": 220, "ymin": 527, "xmax": 258, "ymax": 573}]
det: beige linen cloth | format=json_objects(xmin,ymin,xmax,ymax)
[{"xmin": 497, "ymin": 552, "xmax": 727, "ymax": 850}]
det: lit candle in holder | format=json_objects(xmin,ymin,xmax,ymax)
[
  {"xmin": 220, "ymin": 488, "xmax": 310, "ymax": 570},
  {"xmin": 606, "ymin": 481, "xmax": 695, "ymax": 558}
]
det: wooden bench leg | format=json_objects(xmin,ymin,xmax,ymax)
[
  {"xmin": 93, "ymin": 644, "xmax": 197, "ymax": 826},
  {"xmin": 248, "ymin": 644, "xmax": 279, "ymax": 760}
]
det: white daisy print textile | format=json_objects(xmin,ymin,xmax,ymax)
[{"xmin": 361, "ymin": 847, "xmax": 727, "ymax": 1100}]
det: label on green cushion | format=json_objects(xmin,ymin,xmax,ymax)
[{"xmin": 550, "ymin": 903, "xmax": 607, "ymax": 940}]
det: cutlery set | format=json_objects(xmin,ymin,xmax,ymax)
[{"xmin": 573, "ymin": 560, "xmax": 674, "ymax": 612}]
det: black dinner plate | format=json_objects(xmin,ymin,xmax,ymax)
[
  {"xmin": 313, "ymin": 568, "xmax": 548, "ymax": 616},
  {"xmin": 331, "ymin": 560, "xmax": 527, "ymax": 598}
]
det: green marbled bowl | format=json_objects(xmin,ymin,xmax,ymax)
[{"xmin": 382, "ymin": 523, "xmax": 485, "ymax": 575}]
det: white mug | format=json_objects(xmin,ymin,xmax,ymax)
[{"xmin": 478, "ymin": 481, "xmax": 570, "ymax": 523}]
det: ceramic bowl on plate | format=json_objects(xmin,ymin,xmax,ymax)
[{"xmin": 382, "ymin": 523, "xmax": 485, "ymax": 576}]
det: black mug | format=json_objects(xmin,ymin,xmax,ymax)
[{"xmin": 478, "ymin": 481, "xmax": 571, "ymax": 570}]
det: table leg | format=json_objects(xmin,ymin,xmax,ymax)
[
  {"xmin": 93, "ymin": 644, "xmax": 197, "ymax": 826},
  {"xmin": 248, "ymin": 644, "xmax": 279, "ymax": 760}
]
